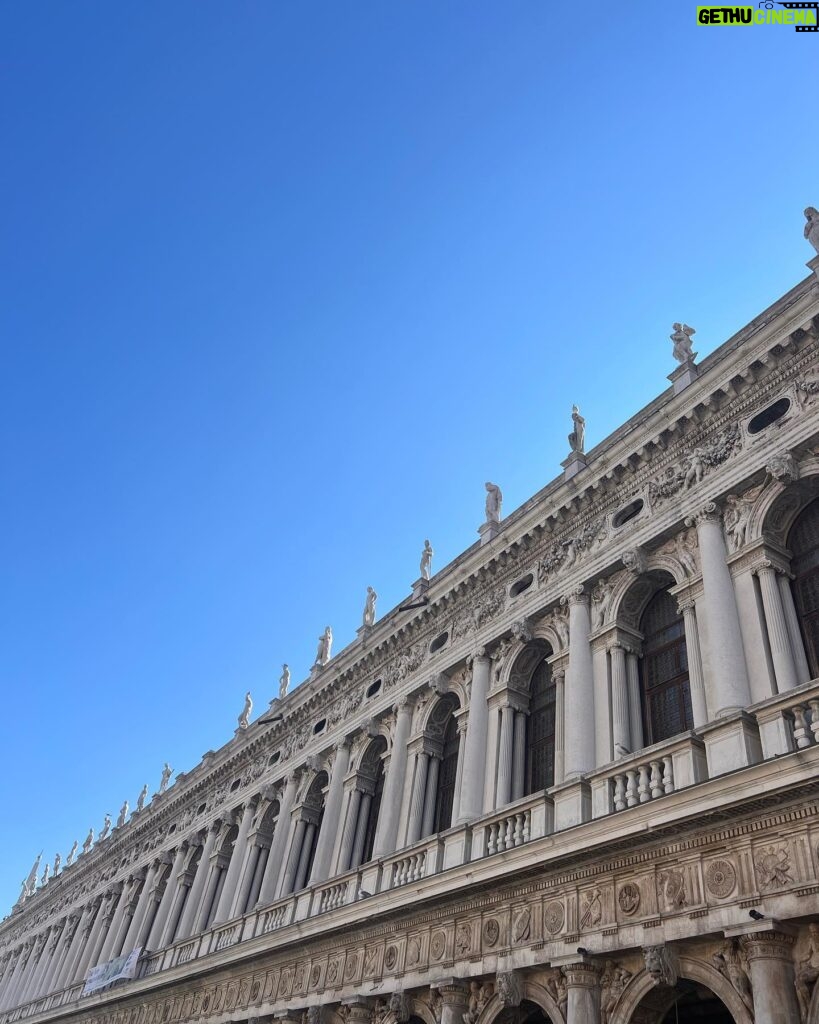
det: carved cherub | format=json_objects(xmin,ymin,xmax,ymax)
[{"xmin": 670, "ymin": 323, "xmax": 697, "ymax": 363}]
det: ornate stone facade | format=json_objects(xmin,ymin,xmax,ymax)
[{"xmin": 4, "ymin": 249, "xmax": 819, "ymax": 1023}]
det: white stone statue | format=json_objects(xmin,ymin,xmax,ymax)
[
  {"xmin": 805, "ymin": 206, "xmax": 819, "ymax": 254},
  {"xmin": 66, "ymin": 840, "xmax": 78, "ymax": 866},
  {"xmin": 315, "ymin": 627, "xmax": 333, "ymax": 666},
  {"xmin": 82, "ymin": 828, "xmax": 94, "ymax": 855},
  {"xmin": 420, "ymin": 539, "xmax": 434, "ymax": 581},
  {"xmin": 116, "ymin": 801, "xmax": 129, "ymax": 828},
  {"xmin": 670, "ymin": 323, "xmax": 697, "ymax": 364},
  {"xmin": 279, "ymin": 663, "xmax": 290, "ymax": 699},
  {"xmin": 568, "ymin": 405, "xmax": 586, "ymax": 454},
  {"xmin": 159, "ymin": 763, "xmax": 173, "ymax": 794},
  {"xmin": 53, "ymin": 853, "xmax": 61, "ymax": 876},
  {"xmin": 40, "ymin": 863, "xmax": 50, "ymax": 887},
  {"xmin": 485, "ymin": 482, "xmax": 502, "ymax": 523},
  {"xmin": 363, "ymin": 586, "xmax": 377, "ymax": 627},
  {"xmin": 136, "ymin": 784, "xmax": 148, "ymax": 812},
  {"xmin": 238, "ymin": 691, "xmax": 252, "ymax": 729},
  {"xmin": 99, "ymin": 814, "xmax": 111, "ymax": 841},
  {"xmin": 21, "ymin": 854, "xmax": 40, "ymax": 899}
]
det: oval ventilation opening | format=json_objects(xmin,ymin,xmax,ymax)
[
  {"xmin": 612, "ymin": 499, "xmax": 644, "ymax": 528},
  {"xmin": 230, "ymin": 778, "xmax": 241, "ymax": 792},
  {"xmin": 429, "ymin": 631, "xmax": 449, "ymax": 654},
  {"xmin": 268, "ymin": 751, "xmax": 280, "ymax": 766},
  {"xmin": 366, "ymin": 679, "xmax": 382, "ymax": 698},
  {"xmin": 748, "ymin": 397, "xmax": 790, "ymax": 434},
  {"xmin": 313, "ymin": 718, "xmax": 327, "ymax": 734},
  {"xmin": 510, "ymin": 573, "xmax": 534, "ymax": 598},
  {"xmin": 197, "ymin": 803, "xmax": 207, "ymax": 814}
]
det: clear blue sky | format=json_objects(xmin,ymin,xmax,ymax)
[{"xmin": 1, "ymin": 1, "xmax": 817, "ymax": 916}]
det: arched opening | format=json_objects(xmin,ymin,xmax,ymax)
[
  {"xmin": 640, "ymin": 587, "xmax": 692, "ymax": 745},
  {"xmin": 789, "ymin": 496, "xmax": 819, "ymax": 679},
  {"xmin": 341, "ymin": 737, "xmax": 387, "ymax": 871},
  {"xmin": 237, "ymin": 800, "xmax": 279, "ymax": 915},
  {"xmin": 407, "ymin": 694, "xmax": 462, "ymax": 845},
  {"xmin": 492, "ymin": 999, "xmax": 553, "ymax": 1024},
  {"xmin": 434, "ymin": 713, "xmax": 460, "ymax": 833},
  {"xmin": 633, "ymin": 979, "xmax": 735, "ymax": 1023},
  {"xmin": 526, "ymin": 657, "xmax": 557, "ymax": 795}
]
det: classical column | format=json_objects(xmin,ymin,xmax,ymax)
[
  {"xmin": 121, "ymin": 860, "xmax": 160, "ymax": 953},
  {"xmin": 259, "ymin": 772, "xmax": 299, "ymax": 903},
  {"xmin": 2, "ymin": 940, "xmax": 33, "ymax": 1010},
  {"xmin": 98, "ymin": 883, "xmax": 130, "ymax": 963},
  {"xmin": 592, "ymin": 641, "xmax": 612, "ymax": 765},
  {"xmin": 351, "ymin": 792, "xmax": 373, "ymax": 868},
  {"xmin": 688, "ymin": 504, "xmax": 751, "ymax": 716},
  {"xmin": 438, "ymin": 982, "xmax": 470, "ymax": 1024},
  {"xmin": 338, "ymin": 786, "xmax": 363, "ymax": 873},
  {"xmin": 310, "ymin": 741, "xmax": 351, "ymax": 884},
  {"xmin": 564, "ymin": 963, "xmax": 601, "ymax": 1024},
  {"xmin": 195, "ymin": 844, "xmax": 228, "ymax": 933},
  {"xmin": 484, "ymin": 702, "xmax": 502, "ymax": 811},
  {"xmin": 294, "ymin": 821, "xmax": 317, "ymax": 891},
  {"xmin": 678, "ymin": 599, "xmax": 708, "ymax": 727},
  {"xmin": 151, "ymin": 844, "xmax": 190, "ymax": 949},
  {"xmin": 421, "ymin": 755, "xmax": 441, "ymax": 836},
  {"xmin": 372, "ymin": 698, "xmax": 413, "ymax": 858},
  {"xmin": 740, "ymin": 931, "xmax": 800, "ymax": 1023},
  {"xmin": 554, "ymin": 667, "xmax": 566, "ymax": 785},
  {"xmin": 625, "ymin": 653, "xmax": 643, "ymax": 751},
  {"xmin": 512, "ymin": 711, "xmax": 526, "ymax": 800},
  {"xmin": 40, "ymin": 916, "xmax": 75, "ymax": 996},
  {"xmin": 26, "ymin": 925, "xmax": 61, "ymax": 1002},
  {"xmin": 496, "ymin": 704, "xmax": 515, "ymax": 806},
  {"xmin": 779, "ymin": 573, "xmax": 812, "ymax": 684},
  {"xmin": 733, "ymin": 564, "xmax": 777, "ymax": 703},
  {"xmin": 61, "ymin": 900, "xmax": 99, "ymax": 988},
  {"xmin": 756, "ymin": 561, "xmax": 799, "ymax": 693},
  {"xmin": 214, "ymin": 801, "xmax": 257, "ymax": 923},
  {"xmin": 77, "ymin": 891, "xmax": 115, "ymax": 978},
  {"xmin": 564, "ymin": 587, "xmax": 596, "ymax": 778},
  {"xmin": 456, "ymin": 651, "xmax": 492, "ymax": 822},
  {"xmin": 610, "ymin": 643, "xmax": 630, "ymax": 755},
  {"xmin": 232, "ymin": 839, "xmax": 263, "ymax": 918},
  {"xmin": 176, "ymin": 822, "xmax": 219, "ymax": 940},
  {"xmin": 279, "ymin": 817, "xmax": 307, "ymax": 897},
  {"xmin": 17, "ymin": 930, "xmax": 49, "ymax": 1007},
  {"xmin": 450, "ymin": 716, "xmax": 468, "ymax": 822},
  {"xmin": 405, "ymin": 750, "xmax": 429, "ymax": 845}
]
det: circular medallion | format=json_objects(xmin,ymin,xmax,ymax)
[
  {"xmin": 482, "ymin": 918, "xmax": 500, "ymax": 948},
  {"xmin": 705, "ymin": 859, "xmax": 737, "ymax": 899},
  {"xmin": 384, "ymin": 945, "xmax": 398, "ymax": 971},
  {"xmin": 430, "ymin": 930, "xmax": 446, "ymax": 960},
  {"xmin": 618, "ymin": 882, "xmax": 641, "ymax": 916},
  {"xmin": 543, "ymin": 899, "xmax": 565, "ymax": 935}
]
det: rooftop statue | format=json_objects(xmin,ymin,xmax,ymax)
[
  {"xmin": 363, "ymin": 586, "xmax": 377, "ymax": 627},
  {"xmin": 420, "ymin": 539, "xmax": 434, "ymax": 581},
  {"xmin": 66, "ymin": 840, "xmax": 78, "ymax": 866},
  {"xmin": 82, "ymin": 828, "xmax": 94, "ymax": 855},
  {"xmin": 159, "ymin": 763, "xmax": 173, "ymax": 794},
  {"xmin": 670, "ymin": 323, "xmax": 697, "ymax": 364},
  {"xmin": 485, "ymin": 482, "xmax": 502, "ymax": 524},
  {"xmin": 805, "ymin": 206, "xmax": 819, "ymax": 254},
  {"xmin": 20, "ymin": 854, "xmax": 40, "ymax": 901},
  {"xmin": 280, "ymin": 663, "xmax": 290, "ymax": 699},
  {"xmin": 53, "ymin": 852, "xmax": 61, "ymax": 876},
  {"xmin": 136, "ymin": 784, "xmax": 148, "ymax": 812},
  {"xmin": 238, "ymin": 691, "xmax": 252, "ymax": 730},
  {"xmin": 40, "ymin": 863, "xmax": 50, "ymax": 887},
  {"xmin": 568, "ymin": 405, "xmax": 586, "ymax": 454},
  {"xmin": 315, "ymin": 627, "xmax": 333, "ymax": 667},
  {"xmin": 99, "ymin": 814, "xmax": 111, "ymax": 842},
  {"xmin": 116, "ymin": 801, "xmax": 129, "ymax": 828}
]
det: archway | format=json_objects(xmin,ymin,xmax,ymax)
[{"xmin": 610, "ymin": 959, "xmax": 751, "ymax": 1024}]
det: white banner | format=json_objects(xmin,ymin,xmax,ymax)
[{"xmin": 82, "ymin": 948, "xmax": 142, "ymax": 995}]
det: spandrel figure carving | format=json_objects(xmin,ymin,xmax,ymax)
[
  {"xmin": 568, "ymin": 405, "xmax": 586, "ymax": 453},
  {"xmin": 159, "ymin": 763, "xmax": 173, "ymax": 794},
  {"xmin": 712, "ymin": 942, "xmax": 753, "ymax": 1015},
  {"xmin": 797, "ymin": 923, "xmax": 819, "ymax": 1022},
  {"xmin": 116, "ymin": 801, "xmax": 128, "ymax": 828},
  {"xmin": 315, "ymin": 626, "xmax": 333, "ymax": 666},
  {"xmin": 805, "ymin": 206, "xmax": 819, "ymax": 254},
  {"xmin": 66, "ymin": 840, "xmax": 78, "ymax": 866},
  {"xmin": 485, "ymin": 481, "xmax": 502, "ymax": 523},
  {"xmin": 670, "ymin": 323, "xmax": 697, "ymax": 363},
  {"xmin": 280, "ymin": 663, "xmax": 290, "ymax": 699},
  {"xmin": 238, "ymin": 691, "xmax": 252, "ymax": 729},
  {"xmin": 136, "ymin": 784, "xmax": 148, "ymax": 812},
  {"xmin": 363, "ymin": 586, "xmax": 377, "ymax": 627},
  {"xmin": 420, "ymin": 539, "xmax": 433, "ymax": 581}
]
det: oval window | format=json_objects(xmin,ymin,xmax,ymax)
[
  {"xmin": 366, "ymin": 679, "xmax": 382, "ymax": 699},
  {"xmin": 612, "ymin": 499, "xmax": 644, "ymax": 528},
  {"xmin": 510, "ymin": 573, "xmax": 534, "ymax": 598},
  {"xmin": 197, "ymin": 803, "xmax": 207, "ymax": 814},
  {"xmin": 429, "ymin": 631, "xmax": 449, "ymax": 654},
  {"xmin": 268, "ymin": 751, "xmax": 280, "ymax": 766},
  {"xmin": 313, "ymin": 718, "xmax": 327, "ymax": 734},
  {"xmin": 230, "ymin": 778, "xmax": 241, "ymax": 792},
  {"xmin": 748, "ymin": 397, "xmax": 790, "ymax": 434}
]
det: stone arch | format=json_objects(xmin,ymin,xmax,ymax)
[
  {"xmin": 608, "ymin": 957, "xmax": 753, "ymax": 1024},
  {"xmin": 373, "ymin": 997, "xmax": 439, "ymax": 1024},
  {"xmin": 357, "ymin": 734, "xmax": 387, "ymax": 779},
  {"xmin": 417, "ymin": 691, "xmax": 461, "ymax": 737},
  {"xmin": 498, "ymin": 638, "xmax": 553, "ymax": 692},
  {"xmin": 611, "ymin": 568, "xmax": 677, "ymax": 632},
  {"xmin": 303, "ymin": 769, "xmax": 329, "ymax": 810},
  {"xmin": 753, "ymin": 460, "xmax": 819, "ymax": 547},
  {"xmin": 478, "ymin": 982, "xmax": 565, "ymax": 1024}
]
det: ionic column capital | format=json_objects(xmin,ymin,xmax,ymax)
[
  {"xmin": 685, "ymin": 500, "xmax": 722, "ymax": 527},
  {"xmin": 562, "ymin": 585, "xmax": 589, "ymax": 607},
  {"xmin": 562, "ymin": 962, "xmax": 601, "ymax": 987},
  {"xmin": 739, "ymin": 930, "xmax": 795, "ymax": 961}
]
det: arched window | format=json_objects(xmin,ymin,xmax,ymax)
[
  {"xmin": 526, "ymin": 658, "xmax": 556, "ymax": 793},
  {"xmin": 639, "ymin": 588, "xmax": 692, "ymax": 744},
  {"xmin": 434, "ymin": 714, "xmax": 459, "ymax": 833},
  {"xmin": 789, "ymin": 497, "xmax": 819, "ymax": 678}
]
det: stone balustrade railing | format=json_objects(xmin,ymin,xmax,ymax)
[
  {"xmin": 315, "ymin": 878, "xmax": 350, "ymax": 914},
  {"xmin": 390, "ymin": 850, "xmax": 425, "ymax": 887},
  {"xmin": 471, "ymin": 792, "xmax": 553, "ymax": 860},
  {"xmin": 755, "ymin": 679, "xmax": 819, "ymax": 759},
  {"xmin": 210, "ymin": 924, "xmax": 239, "ymax": 952}
]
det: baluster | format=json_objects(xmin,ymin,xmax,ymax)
[
  {"xmin": 809, "ymin": 700, "xmax": 819, "ymax": 746},
  {"xmin": 638, "ymin": 765, "xmax": 651, "ymax": 803},
  {"xmin": 662, "ymin": 755, "xmax": 674, "ymax": 794},
  {"xmin": 626, "ymin": 770, "xmax": 639, "ymax": 807},
  {"xmin": 488, "ymin": 823, "xmax": 498, "ymax": 856},
  {"xmin": 793, "ymin": 706, "xmax": 811, "ymax": 749},
  {"xmin": 512, "ymin": 813, "xmax": 522, "ymax": 846},
  {"xmin": 649, "ymin": 761, "xmax": 663, "ymax": 799},
  {"xmin": 523, "ymin": 810, "xmax": 531, "ymax": 843},
  {"xmin": 614, "ymin": 774, "xmax": 627, "ymax": 811}
]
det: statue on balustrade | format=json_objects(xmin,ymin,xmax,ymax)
[
  {"xmin": 670, "ymin": 323, "xmax": 697, "ymax": 364},
  {"xmin": 805, "ymin": 206, "xmax": 819, "ymax": 254},
  {"xmin": 238, "ymin": 691, "xmax": 252, "ymax": 729},
  {"xmin": 315, "ymin": 626, "xmax": 333, "ymax": 666},
  {"xmin": 280, "ymin": 663, "xmax": 291, "ymax": 699},
  {"xmin": 66, "ymin": 840, "xmax": 78, "ymax": 866},
  {"xmin": 363, "ymin": 586, "xmax": 377, "ymax": 627},
  {"xmin": 136, "ymin": 784, "xmax": 148, "ymax": 812},
  {"xmin": 99, "ymin": 813, "xmax": 111, "ymax": 841},
  {"xmin": 568, "ymin": 405, "xmax": 586, "ymax": 453},
  {"xmin": 82, "ymin": 828, "xmax": 94, "ymax": 855},
  {"xmin": 159, "ymin": 763, "xmax": 173, "ymax": 794},
  {"xmin": 116, "ymin": 800, "xmax": 129, "ymax": 828},
  {"xmin": 420, "ymin": 539, "xmax": 434, "ymax": 581},
  {"xmin": 485, "ymin": 481, "xmax": 502, "ymax": 523}
]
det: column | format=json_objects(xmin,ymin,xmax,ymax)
[
  {"xmin": 779, "ymin": 573, "xmax": 812, "ymax": 684},
  {"xmin": 149, "ymin": 845, "xmax": 188, "ymax": 949},
  {"xmin": 214, "ymin": 801, "xmax": 257, "ymax": 923},
  {"xmin": 278, "ymin": 817, "xmax": 307, "ymax": 897},
  {"xmin": 405, "ymin": 751, "xmax": 429, "ymax": 845},
  {"xmin": 351, "ymin": 792, "xmax": 373, "ymax": 868},
  {"xmin": 259, "ymin": 772, "xmax": 300, "ymax": 903},
  {"xmin": 16, "ymin": 932, "xmax": 49, "ymax": 1007},
  {"xmin": 337, "ymin": 787, "xmax": 362, "ymax": 873},
  {"xmin": 309, "ymin": 741, "xmax": 351, "ymax": 884},
  {"xmin": 496, "ymin": 705, "xmax": 514, "ymax": 806},
  {"xmin": 733, "ymin": 564, "xmax": 777, "ymax": 703},
  {"xmin": 195, "ymin": 847, "xmax": 227, "ymax": 933},
  {"xmin": 455, "ymin": 652, "xmax": 492, "ymax": 822},
  {"xmin": 678, "ymin": 599, "xmax": 708, "ymax": 727},
  {"xmin": 372, "ymin": 698, "xmax": 413, "ymax": 858},
  {"xmin": 689, "ymin": 504, "xmax": 752, "ymax": 715},
  {"xmin": 512, "ymin": 711, "xmax": 526, "ymax": 800},
  {"xmin": 232, "ymin": 841, "xmax": 263, "ymax": 918},
  {"xmin": 626, "ymin": 653, "xmax": 644, "ymax": 751},
  {"xmin": 97, "ymin": 884, "xmax": 128, "ymax": 963},
  {"xmin": 34, "ymin": 921, "xmax": 67, "ymax": 999},
  {"xmin": 756, "ymin": 561, "xmax": 799, "ymax": 693},
  {"xmin": 122, "ymin": 861, "xmax": 159, "ymax": 953},
  {"xmin": 483, "ymin": 702, "xmax": 502, "ymax": 811},
  {"xmin": 62, "ymin": 900, "xmax": 100, "ymax": 987},
  {"xmin": 565, "ymin": 588, "xmax": 596, "ymax": 778},
  {"xmin": 450, "ymin": 717, "xmax": 468, "ymax": 823},
  {"xmin": 592, "ymin": 641, "xmax": 612, "ymax": 765},
  {"xmin": 2, "ymin": 940, "xmax": 33, "ymax": 1010},
  {"xmin": 564, "ymin": 963, "xmax": 601, "ymax": 1024},
  {"xmin": 554, "ymin": 668, "xmax": 566, "ymax": 785},
  {"xmin": 41, "ymin": 916, "xmax": 76, "ymax": 996},
  {"xmin": 421, "ymin": 755, "xmax": 441, "ymax": 836},
  {"xmin": 294, "ymin": 821, "xmax": 316, "ymax": 891},
  {"xmin": 438, "ymin": 982, "xmax": 470, "ymax": 1024},
  {"xmin": 610, "ymin": 644, "xmax": 630, "ymax": 755},
  {"xmin": 77, "ymin": 892, "xmax": 114, "ymax": 979},
  {"xmin": 176, "ymin": 823, "xmax": 219, "ymax": 940},
  {"xmin": 741, "ymin": 931, "xmax": 800, "ymax": 1024}
]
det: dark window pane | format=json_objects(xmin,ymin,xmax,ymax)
[
  {"xmin": 640, "ymin": 588, "xmax": 692, "ymax": 744},
  {"xmin": 790, "ymin": 498, "xmax": 819, "ymax": 679},
  {"xmin": 526, "ymin": 659, "xmax": 556, "ymax": 793},
  {"xmin": 434, "ymin": 715, "xmax": 459, "ymax": 833}
]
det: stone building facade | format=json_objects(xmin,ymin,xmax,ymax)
[{"xmin": 3, "ymin": 253, "xmax": 819, "ymax": 1024}]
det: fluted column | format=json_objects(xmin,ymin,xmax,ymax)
[
  {"xmin": 450, "ymin": 716, "xmax": 468, "ymax": 823},
  {"xmin": 756, "ymin": 561, "xmax": 799, "ymax": 693},
  {"xmin": 688, "ymin": 504, "xmax": 751, "ymax": 716},
  {"xmin": 62, "ymin": 900, "xmax": 100, "ymax": 987},
  {"xmin": 294, "ymin": 821, "xmax": 317, "ymax": 891},
  {"xmin": 678, "ymin": 598, "xmax": 708, "ymax": 726},
  {"xmin": 496, "ymin": 704, "xmax": 514, "ymax": 806},
  {"xmin": 310, "ymin": 741, "xmax": 351, "ymax": 884},
  {"xmin": 279, "ymin": 817, "xmax": 308, "ymax": 897},
  {"xmin": 741, "ymin": 931, "xmax": 800, "ymax": 1023},
  {"xmin": 176, "ymin": 823, "xmax": 219, "ymax": 940},
  {"xmin": 33, "ymin": 921, "xmax": 66, "ymax": 999},
  {"xmin": 338, "ymin": 786, "xmax": 362, "ymax": 872},
  {"xmin": 554, "ymin": 668, "xmax": 566, "ymax": 785},
  {"xmin": 122, "ymin": 861, "xmax": 159, "ymax": 953},
  {"xmin": 456, "ymin": 652, "xmax": 492, "ymax": 822},
  {"xmin": 625, "ymin": 653, "xmax": 643, "ymax": 751},
  {"xmin": 564, "ymin": 963, "xmax": 601, "ymax": 1024},
  {"xmin": 779, "ymin": 573, "xmax": 812, "ymax": 683},
  {"xmin": 512, "ymin": 711, "xmax": 526, "ymax": 799},
  {"xmin": 564, "ymin": 587, "xmax": 596, "ymax": 778},
  {"xmin": 214, "ymin": 801, "xmax": 257, "ymax": 923},
  {"xmin": 421, "ymin": 755, "xmax": 441, "ymax": 836},
  {"xmin": 350, "ymin": 791, "xmax": 372, "ymax": 868},
  {"xmin": 150, "ymin": 845, "xmax": 188, "ymax": 949},
  {"xmin": 406, "ymin": 750, "xmax": 429, "ymax": 845},
  {"xmin": 610, "ymin": 643, "xmax": 630, "ymax": 755},
  {"xmin": 260, "ymin": 773, "xmax": 299, "ymax": 903},
  {"xmin": 373, "ymin": 698, "xmax": 413, "ymax": 857}
]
